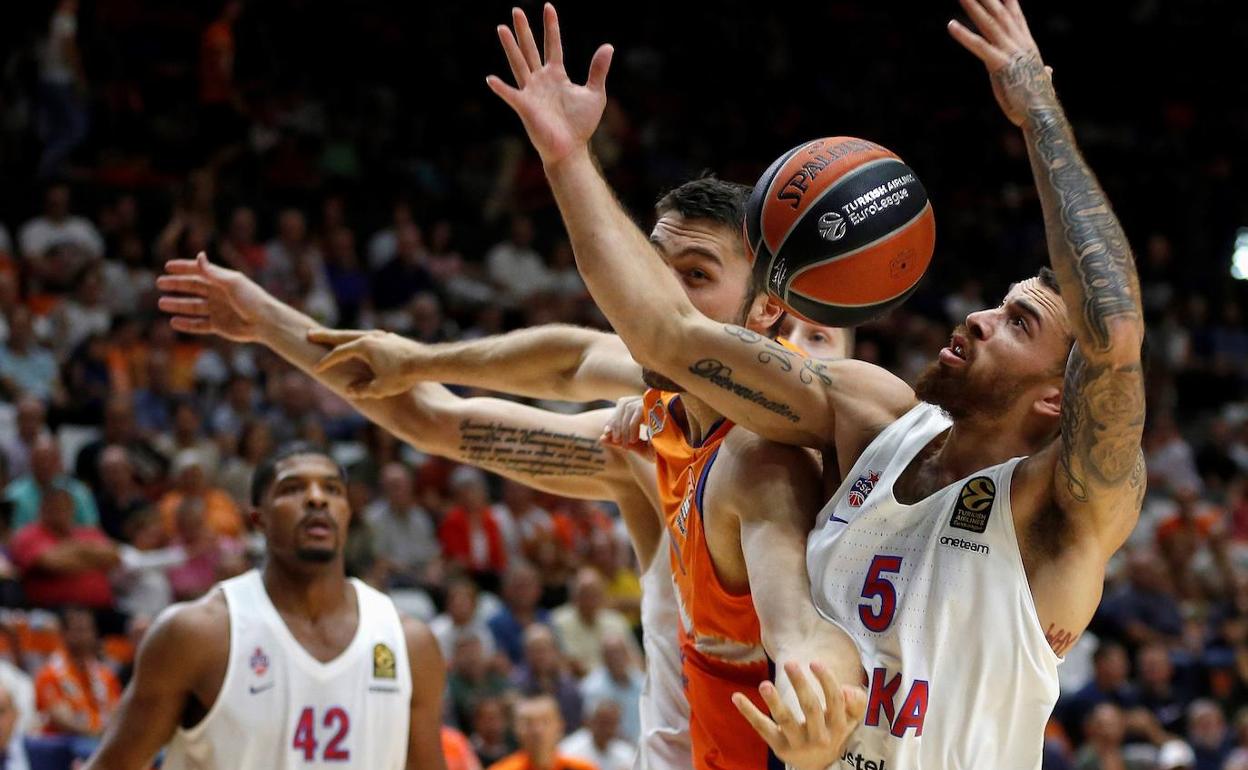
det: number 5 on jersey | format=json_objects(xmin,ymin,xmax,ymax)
[
  {"xmin": 859, "ymin": 555, "xmax": 902, "ymax": 631},
  {"xmin": 293, "ymin": 706, "xmax": 351, "ymax": 762}
]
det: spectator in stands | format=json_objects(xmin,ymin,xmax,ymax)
[
  {"xmin": 469, "ymin": 697, "xmax": 515, "ymax": 768},
  {"xmin": 487, "ymin": 694, "xmax": 594, "ymax": 770},
  {"xmin": 34, "ymin": 1, "xmax": 89, "ymax": 179},
  {"xmin": 208, "ymin": 373, "xmax": 258, "ymax": 438},
  {"xmin": 9, "ymin": 487, "xmax": 116, "ymax": 609},
  {"xmin": 323, "ymin": 226, "xmax": 370, "ymax": 327},
  {"xmin": 217, "ymin": 418, "xmax": 272, "ymax": 508},
  {"xmin": 1071, "ymin": 703, "xmax": 1140, "ymax": 770},
  {"xmin": 94, "ymin": 445, "xmax": 148, "ymax": 542},
  {"xmin": 1136, "ymin": 642, "xmax": 1190, "ymax": 734},
  {"xmin": 490, "ymin": 561, "xmax": 550, "ymax": 666},
  {"xmin": 440, "ymin": 467, "xmax": 507, "ymax": 589},
  {"xmin": 558, "ymin": 699, "xmax": 635, "ymax": 770},
  {"xmin": 510, "ymin": 625, "xmax": 581, "ymax": 731},
  {"xmin": 0, "ymin": 308, "xmax": 64, "ymax": 406},
  {"xmin": 443, "ymin": 725, "xmax": 485, "ymax": 770},
  {"xmin": 219, "ymin": 206, "xmax": 265, "ymax": 276},
  {"xmin": 404, "ymin": 292, "xmax": 459, "ymax": 345},
  {"xmin": 446, "ymin": 635, "xmax": 510, "ymax": 731},
  {"xmin": 1188, "ymin": 699, "xmax": 1233, "ymax": 770},
  {"xmin": 431, "ymin": 578, "xmax": 497, "ymax": 661},
  {"xmin": 1147, "ymin": 415, "xmax": 1204, "ymax": 498},
  {"xmin": 164, "ymin": 493, "xmax": 244, "ymax": 600},
  {"xmin": 157, "ymin": 449, "xmax": 243, "ymax": 538},
  {"xmin": 1, "ymin": 396, "xmax": 49, "ymax": 482},
  {"xmin": 266, "ymin": 371, "xmax": 318, "ymax": 446},
  {"xmin": 371, "ymin": 223, "xmax": 437, "ymax": 323},
  {"xmin": 578, "ymin": 634, "xmax": 642, "ymax": 743},
  {"xmin": 18, "ymin": 184, "xmax": 101, "ymax": 264},
  {"xmin": 198, "ymin": 0, "xmax": 245, "ymax": 155},
  {"xmin": 365, "ymin": 461, "xmax": 439, "ymax": 588},
  {"xmin": 1100, "ymin": 550, "xmax": 1184, "ymax": 645},
  {"xmin": 52, "ymin": 263, "xmax": 112, "ymax": 360},
  {"xmin": 34, "ymin": 607, "xmax": 119, "ymax": 739},
  {"xmin": 588, "ymin": 532, "xmax": 641, "ymax": 627},
  {"xmin": 1059, "ymin": 641, "xmax": 1139, "ymax": 745},
  {"xmin": 6, "ymin": 435, "xmax": 98, "ymax": 529},
  {"xmin": 486, "ymin": 215, "xmax": 550, "ymax": 305},
  {"xmin": 74, "ymin": 394, "xmax": 167, "ymax": 494},
  {"xmin": 551, "ymin": 568, "xmax": 640, "ymax": 678}
]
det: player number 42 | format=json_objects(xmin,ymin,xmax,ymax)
[{"xmin": 293, "ymin": 706, "xmax": 351, "ymax": 762}]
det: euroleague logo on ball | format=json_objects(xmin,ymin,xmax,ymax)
[{"xmin": 817, "ymin": 211, "xmax": 847, "ymax": 242}]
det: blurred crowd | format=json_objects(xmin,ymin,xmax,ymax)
[{"xmin": 0, "ymin": 0, "xmax": 1245, "ymax": 769}]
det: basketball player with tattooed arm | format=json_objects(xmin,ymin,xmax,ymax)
[
  {"xmin": 84, "ymin": 443, "xmax": 447, "ymax": 770},
  {"xmin": 491, "ymin": 1, "xmax": 1145, "ymax": 768},
  {"xmin": 152, "ymin": 184, "xmax": 859, "ymax": 770}
]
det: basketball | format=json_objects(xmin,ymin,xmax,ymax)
[{"xmin": 744, "ymin": 137, "xmax": 936, "ymax": 327}]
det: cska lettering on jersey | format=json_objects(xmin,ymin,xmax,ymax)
[{"xmin": 863, "ymin": 667, "xmax": 928, "ymax": 737}]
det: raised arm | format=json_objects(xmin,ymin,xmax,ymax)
[
  {"xmin": 486, "ymin": 5, "xmax": 914, "ymax": 449},
  {"xmin": 950, "ymin": 0, "xmax": 1145, "ymax": 550},
  {"xmin": 307, "ymin": 324, "xmax": 643, "ymax": 402}
]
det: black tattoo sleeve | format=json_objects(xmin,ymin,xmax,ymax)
[
  {"xmin": 457, "ymin": 419, "xmax": 607, "ymax": 478},
  {"xmin": 1058, "ymin": 346, "xmax": 1146, "ymax": 500}
]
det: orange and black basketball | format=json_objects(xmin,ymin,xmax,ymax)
[{"xmin": 744, "ymin": 137, "xmax": 936, "ymax": 327}]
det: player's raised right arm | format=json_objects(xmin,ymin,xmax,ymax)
[
  {"xmin": 487, "ymin": 6, "xmax": 914, "ymax": 449},
  {"xmin": 84, "ymin": 601, "xmax": 224, "ymax": 770}
]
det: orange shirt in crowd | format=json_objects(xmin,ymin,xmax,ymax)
[
  {"xmin": 199, "ymin": 20, "xmax": 235, "ymax": 104},
  {"xmin": 158, "ymin": 489, "xmax": 244, "ymax": 538},
  {"xmin": 487, "ymin": 752, "xmax": 597, "ymax": 770},
  {"xmin": 442, "ymin": 727, "xmax": 484, "ymax": 770},
  {"xmin": 34, "ymin": 650, "xmax": 121, "ymax": 736}
]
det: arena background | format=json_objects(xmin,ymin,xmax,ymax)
[{"xmin": 0, "ymin": 1, "xmax": 1246, "ymax": 769}]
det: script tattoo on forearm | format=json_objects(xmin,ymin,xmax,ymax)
[
  {"xmin": 999, "ymin": 53, "xmax": 1142, "ymax": 354},
  {"xmin": 688, "ymin": 359, "xmax": 800, "ymax": 423},
  {"xmin": 457, "ymin": 419, "xmax": 607, "ymax": 478}
]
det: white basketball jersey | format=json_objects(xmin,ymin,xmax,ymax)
[
  {"xmin": 635, "ymin": 531, "xmax": 691, "ymax": 770},
  {"xmin": 163, "ymin": 570, "xmax": 413, "ymax": 770},
  {"xmin": 807, "ymin": 403, "xmax": 1060, "ymax": 770}
]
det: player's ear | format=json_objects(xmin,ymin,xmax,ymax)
[
  {"xmin": 1033, "ymin": 384, "xmax": 1062, "ymax": 420},
  {"xmin": 747, "ymin": 293, "xmax": 785, "ymax": 333}
]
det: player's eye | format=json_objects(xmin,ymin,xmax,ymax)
[
  {"xmin": 1010, "ymin": 315, "xmax": 1028, "ymax": 331},
  {"xmin": 809, "ymin": 333, "xmax": 828, "ymax": 343}
]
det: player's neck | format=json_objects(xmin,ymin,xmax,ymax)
[
  {"xmin": 940, "ymin": 417, "xmax": 1036, "ymax": 477},
  {"xmin": 262, "ymin": 560, "xmax": 352, "ymax": 619},
  {"xmin": 671, "ymin": 394, "xmax": 724, "ymax": 446}
]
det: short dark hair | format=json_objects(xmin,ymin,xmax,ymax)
[
  {"xmin": 1037, "ymin": 266, "xmax": 1061, "ymax": 296},
  {"xmin": 654, "ymin": 176, "xmax": 749, "ymax": 232},
  {"xmin": 251, "ymin": 441, "xmax": 345, "ymax": 506}
]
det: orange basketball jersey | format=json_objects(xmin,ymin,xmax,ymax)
[{"xmin": 642, "ymin": 389, "xmax": 780, "ymax": 770}]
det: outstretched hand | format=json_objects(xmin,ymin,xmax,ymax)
[
  {"xmin": 155, "ymin": 252, "xmax": 265, "ymax": 342},
  {"xmin": 486, "ymin": 3, "xmax": 613, "ymax": 168},
  {"xmin": 308, "ymin": 328, "xmax": 425, "ymax": 399},
  {"xmin": 733, "ymin": 662, "xmax": 867, "ymax": 770},
  {"xmin": 947, "ymin": 0, "xmax": 1056, "ymax": 127}
]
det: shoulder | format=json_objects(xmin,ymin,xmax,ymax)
[
  {"xmin": 137, "ymin": 590, "xmax": 229, "ymax": 672},
  {"xmin": 716, "ymin": 430, "xmax": 820, "ymax": 491},
  {"xmin": 401, "ymin": 616, "xmax": 442, "ymax": 668}
]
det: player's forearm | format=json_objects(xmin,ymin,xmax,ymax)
[
  {"xmin": 1019, "ymin": 81, "xmax": 1143, "ymax": 363},
  {"xmin": 410, "ymin": 324, "xmax": 641, "ymax": 402},
  {"xmin": 545, "ymin": 150, "xmax": 701, "ymax": 364}
]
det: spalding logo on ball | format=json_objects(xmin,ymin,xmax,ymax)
[{"xmin": 744, "ymin": 137, "xmax": 936, "ymax": 327}]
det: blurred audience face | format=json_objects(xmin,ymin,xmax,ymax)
[
  {"xmin": 99, "ymin": 445, "xmax": 134, "ymax": 494},
  {"xmin": 380, "ymin": 463, "xmax": 414, "ymax": 509},
  {"xmin": 176, "ymin": 499, "xmax": 210, "ymax": 542},
  {"xmin": 452, "ymin": 473, "xmax": 489, "ymax": 511},
  {"xmin": 1138, "ymin": 644, "xmax": 1174, "ymax": 690},
  {"xmin": 1094, "ymin": 643, "xmax": 1130, "ymax": 689},
  {"xmin": 472, "ymin": 698, "xmax": 508, "ymax": 743},
  {"xmin": 39, "ymin": 488, "xmax": 75, "ymax": 535},
  {"xmin": 240, "ymin": 421, "xmax": 273, "ymax": 464},
  {"xmin": 510, "ymin": 216, "xmax": 535, "ymax": 248},
  {"xmin": 447, "ymin": 581, "xmax": 478, "ymax": 626},
  {"xmin": 572, "ymin": 568, "xmax": 605, "ymax": 621},
  {"xmin": 280, "ymin": 371, "xmax": 315, "ymax": 415},
  {"xmin": 174, "ymin": 402, "xmax": 203, "ymax": 442},
  {"xmin": 229, "ymin": 207, "xmax": 258, "ymax": 246},
  {"xmin": 175, "ymin": 459, "xmax": 208, "ymax": 495},
  {"xmin": 588, "ymin": 700, "xmax": 622, "ymax": 747},
  {"xmin": 31, "ymin": 436, "xmax": 63, "ymax": 486},
  {"xmin": 1085, "ymin": 702, "xmax": 1125, "ymax": 747},
  {"xmin": 103, "ymin": 396, "xmax": 136, "ymax": 443},
  {"xmin": 1189, "ymin": 700, "xmax": 1227, "ymax": 748},
  {"xmin": 514, "ymin": 696, "xmax": 562, "ymax": 759},
  {"xmin": 523, "ymin": 625, "xmax": 560, "ymax": 676},
  {"xmin": 503, "ymin": 562, "xmax": 542, "ymax": 613},
  {"xmin": 16, "ymin": 396, "xmax": 47, "ymax": 442},
  {"xmin": 395, "ymin": 223, "xmax": 425, "ymax": 261},
  {"xmin": 278, "ymin": 209, "xmax": 307, "ymax": 246},
  {"xmin": 45, "ymin": 184, "xmax": 71, "ymax": 220},
  {"xmin": 451, "ymin": 635, "xmax": 485, "ymax": 678},
  {"xmin": 6, "ymin": 307, "xmax": 34, "ymax": 351},
  {"xmin": 63, "ymin": 608, "xmax": 99, "ymax": 659},
  {"xmin": 602, "ymin": 634, "xmax": 632, "ymax": 680}
]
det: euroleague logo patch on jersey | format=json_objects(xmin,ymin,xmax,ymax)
[
  {"xmin": 373, "ymin": 643, "xmax": 396, "ymax": 679},
  {"xmin": 249, "ymin": 646, "xmax": 270, "ymax": 676},
  {"xmin": 950, "ymin": 476, "xmax": 996, "ymax": 533},
  {"xmin": 847, "ymin": 470, "xmax": 882, "ymax": 507}
]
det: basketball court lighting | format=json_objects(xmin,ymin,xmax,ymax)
[{"xmin": 1232, "ymin": 227, "xmax": 1248, "ymax": 281}]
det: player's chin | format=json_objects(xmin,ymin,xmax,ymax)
[{"xmin": 294, "ymin": 545, "xmax": 338, "ymax": 563}]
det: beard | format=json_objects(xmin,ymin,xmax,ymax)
[
  {"xmin": 642, "ymin": 367, "xmax": 685, "ymax": 393},
  {"xmin": 295, "ymin": 546, "xmax": 337, "ymax": 563},
  {"xmin": 913, "ymin": 358, "xmax": 1025, "ymax": 422}
]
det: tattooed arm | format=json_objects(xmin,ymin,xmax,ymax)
[
  {"xmin": 485, "ymin": 6, "xmax": 915, "ymax": 450},
  {"xmin": 307, "ymin": 324, "xmax": 644, "ymax": 403},
  {"xmin": 950, "ymin": 0, "xmax": 1144, "ymax": 552}
]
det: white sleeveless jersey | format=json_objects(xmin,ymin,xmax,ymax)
[
  {"xmin": 634, "ymin": 531, "xmax": 692, "ymax": 770},
  {"xmin": 164, "ymin": 570, "xmax": 413, "ymax": 770},
  {"xmin": 807, "ymin": 403, "xmax": 1060, "ymax": 770}
]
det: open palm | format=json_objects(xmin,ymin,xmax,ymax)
[
  {"xmin": 486, "ymin": 3, "xmax": 613, "ymax": 167},
  {"xmin": 156, "ymin": 252, "xmax": 265, "ymax": 342}
]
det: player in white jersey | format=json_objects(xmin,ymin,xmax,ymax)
[
  {"xmin": 487, "ymin": 2, "xmax": 1147, "ymax": 768},
  {"xmin": 84, "ymin": 443, "xmax": 447, "ymax": 770}
]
